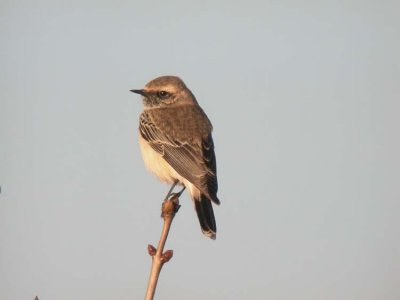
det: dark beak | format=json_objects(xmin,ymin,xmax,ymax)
[{"xmin": 130, "ymin": 89, "xmax": 147, "ymax": 96}]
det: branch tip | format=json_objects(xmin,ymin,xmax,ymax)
[{"xmin": 161, "ymin": 195, "xmax": 181, "ymax": 218}]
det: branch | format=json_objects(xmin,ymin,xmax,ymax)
[{"xmin": 144, "ymin": 194, "xmax": 180, "ymax": 300}]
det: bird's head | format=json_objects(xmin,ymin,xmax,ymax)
[{"xmin": 131, "ymin": 76, "xmax": 197, "ymax": 108}]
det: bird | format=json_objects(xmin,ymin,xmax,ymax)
[{"xmin": 131, "ymin": 75, "xmax": 220, "ymax": 239}]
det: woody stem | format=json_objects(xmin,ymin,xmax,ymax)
[{"xmin": 144, "ymin": 195, "xmax": 180, "ymax": 300}]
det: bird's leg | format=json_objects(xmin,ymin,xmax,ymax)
[
  {"xmin": 174, "ymin": 186, "xmax": 186, "ymax": 197},
  {"xmin": 168, "ymin": 186, "xmax": 186, "ymax": 199},
  {"xmin": 165, "ymin": 182, "xmax": 186, "ymax": 200},
  {"xmin": 165, "ymin": 181, "xmax": 178, "ymax": 200}
]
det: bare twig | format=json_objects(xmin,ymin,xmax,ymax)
[{"xmin": 145, "ymin": 194, "xmax": 180, "ymax": 300}]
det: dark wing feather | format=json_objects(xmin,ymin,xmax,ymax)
[
  {"xmin": 202, "ymin": 134, "xmax": 219, "ymax": 202},
  {"xmin": 140, "ymin": 110, "xmax": 219, "ymax": 204}
]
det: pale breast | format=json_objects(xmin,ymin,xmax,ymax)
[
  {"xmin": 138, "ymin": 134, "xmax": 180, "ymax": 184},
  {"xmin": 138, "ymin": 134, "xmax": 201, "ymax": 200}
]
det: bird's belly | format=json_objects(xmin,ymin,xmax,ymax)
[
  {"xmin": 139, "ymin": 136, "xmax": 181, "ymax": 184},
  {"xmin": 138, "ymin": 135, "xmax": 201, "ymax": 200}
]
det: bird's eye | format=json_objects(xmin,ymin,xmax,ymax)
[{"xmin": 157, "ymin": 91, "xmax": 169, "ymax": 98}]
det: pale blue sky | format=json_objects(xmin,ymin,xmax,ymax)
[{"xmin": 1, "ymin": 1, "xmax": 399, "ymax": 299}]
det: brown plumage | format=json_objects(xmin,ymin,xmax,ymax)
[{"xmin": 131, "ymin": 76, "xmax": 220, "ymax": 239}]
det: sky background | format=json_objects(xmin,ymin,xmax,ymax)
[{"xmin": 1, "ymin": 1, "xmax": 399, "ymax": 299}]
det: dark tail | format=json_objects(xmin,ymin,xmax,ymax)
[{"xmin": 194, "ymin": 194, "xmax": 217, "ymax": 239}]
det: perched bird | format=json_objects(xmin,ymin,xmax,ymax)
[{"xmin": 131, "ymin": 76, "xmax": 220, "ymax": 239}]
